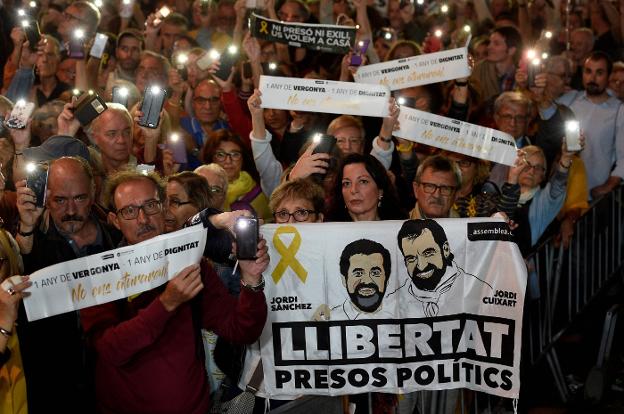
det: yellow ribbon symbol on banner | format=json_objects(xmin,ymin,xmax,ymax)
[
  {"xmin": 271, "ymin": 226, "xmax": 307, "ymax": 284},
  {"xmin": 259, "ymin": 21, "xmax": 269, "ymax": 34}
]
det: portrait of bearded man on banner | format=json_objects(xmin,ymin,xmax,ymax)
[
  {"xmin": 397, "ymin": 219, "xmax": 492, "ymax": 317},
  {"xmin": 331, "ymin": 239, "xmax": 394, "ymax": 320}
]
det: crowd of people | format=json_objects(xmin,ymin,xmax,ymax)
[{"xmin": 0, "ymin": 0, "xmax": 622, "ymax": 411}]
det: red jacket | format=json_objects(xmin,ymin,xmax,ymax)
[{"xmin": 81, "ymin": 259, "xmax": 267, "ymax": 414}]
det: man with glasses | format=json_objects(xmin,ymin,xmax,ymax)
[
  {"xmin": 410, "ymin": 155, "xmax": 461, "ymax": 219},
  {"xmin": 15, "ymin": 156, "xmax": 120, "ymax": 413},
  {"xmin": 135, "ymin": 50, "xmax": 170, "ymax": 94},
  {"xmin": 488, "ymin": 91, "xmax": 534, "ymax": 186},
  {"xmin": 57, "ymin": 1, "xmax": 101, "ymax": 48},
  {"xmin": 81, "ymin": 169, "xmax": 268, "ymax": 413},
  {"xmin": 182, "ymin": 79, "xmax": 230, "ymax": 168}
]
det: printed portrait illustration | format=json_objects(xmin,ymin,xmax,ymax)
[
  {"xmin": 397, "ymin": 219, "xmax": 492, "ymax": 317},
  {"xmin": 331, "ymin": 239, "xmax": 392, "ymax": 320}
]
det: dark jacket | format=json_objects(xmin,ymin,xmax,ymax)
[{"xmin": 18, "ymin": 217, "xmax": 121, "ymax": 414}]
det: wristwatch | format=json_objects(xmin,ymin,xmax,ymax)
[
  {"xmin": 241, "ymin": 276, "xmax": 265, "ymax": 292},
  {"xmin": 378, "ymin": 135, "xmax": 393, "ymax": 143}
]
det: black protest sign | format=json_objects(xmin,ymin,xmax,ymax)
[{"xmin": 250, "ymin": 13, "xmax": 356, "ymax": 54}]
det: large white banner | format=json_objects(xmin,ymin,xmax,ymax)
[
  {"xmin": 244, "ymin": 218, "xmax": 526, "ymax": 399},
  {"xmin": 23, "ymin": 225, "xmax": 207, "ymax": 321},
  {"xmin": 394, "ymin": 106, "xmax": 518, "ymax": 166},
  {"xmin": 353, "ymin": 44, "xmax": 471, "ymax": 90},
  {"xmin": 259, "ymin": 75, "xmax": 390, "ymax": 117}
]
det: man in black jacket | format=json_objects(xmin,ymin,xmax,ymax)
[{"xmin": 15, "ymin": 155, "xmax": 121, "ymax": 413}]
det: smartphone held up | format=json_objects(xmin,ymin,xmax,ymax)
[
  {"xmin": 234, "ymin": 216, "xmax": 259, "ymax": 260},
  {"xmin": 139, "ymin": 85, "xmax": 167, "ymax": 128}
]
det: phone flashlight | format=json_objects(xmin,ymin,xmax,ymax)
[
  {"xmin": 526, "ymin": 49, "xmax": 536, "ymax": 60},
  {"xmin": 544, "ymin": 31, "xmax": 553, "ymax": 39},
  {"xmin": 177, "ymin": 53, "xmax": 188, "ymax": 65},
  {"xmin": 566, "ymin": 120, "xmax": 579, "ymax": 133},
  {"xmin": 17, "ymin": 9, "xmax": 26, "ymax": 16},
  {"xmin": 463, "ymin": 25, "xmax": 471, "ymax": 33},
  {"xmin": 440, "ymin": 4, "xmax": 449, "ymax": 13},
  {"xmin": 150, "ymin": 85, "xmax": 162, "ymax": 95},
  {"xmin": 434, "ymin": 29, "xmax": 443, "ymax": 38},
  {"xmin": 268, "ymin": 62, "xmax": 277, "ymax": 71},
  {"xmin": 170, "ymin": 132, "xmax": 180, "ymax": 142},
  {"xmin": 313, "ymin": 133, "xmax": 322, "ymax": 143},
  {"xmin": 29, "ymin": 1, "xmax": 36, "ymax": 7},
  {"xmin": 25, "ymin": 162, "xmax": 36, "ymax": 173},
  {"xmin": 541, "ymin": 52, "xmax": 549, "ymax": 60},
  {"xmin": 209, "ymin": 49, "xmax": 220, "ymax": 60},
  {"xmin": 74, "ymin": 28, "xmax": 85, "ymax": 39},
  {"xmin": 227, "ymin": 45, "xmax": 238, "ymax": 55}
]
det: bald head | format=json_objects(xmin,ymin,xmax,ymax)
[
  {"xmin": 192, "ymin": 80, "xmax": 223, "ymax": 124},
  {"xmin": 47, "ymin": 157, "xmax": 95, "ymax": 235}
]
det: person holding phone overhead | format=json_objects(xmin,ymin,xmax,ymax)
[
  {"xmin": 14, "ymin": 154, "xmax": 121, "ymax": 413},
  {"xmin": 201, "ymin": 129, "xmax": 272, "ymax": 220},
  {"xmin": 80, "ymin": 169, "xmax": 268, "ymax": 414}
]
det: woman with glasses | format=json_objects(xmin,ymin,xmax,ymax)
[
  {"xmin": 195, "ymin": 163, "xmax": 229, "ymax": 211},
  {"xmin": 0, "ymin": 227, "xmax": 30, "ymax": 414},
  {"xmin": 163, "ymin": 172, "xmax": 212, "ymax": 233},
  {"xmin": 328, "ymin": 153, "xmax": 405, "ymax": 222},
  {"xmin": 444, "ymin": 151, "xmax": 521, "ymax": 218},
  {"xmin": 201, "ymin": 130, "xmax": 271, "ymax": 221},
  {"xmin": 269, "ymin": 178, "xmax": 325, "ymax": 224},
  {"xmin": 513, "ymin": 144, "xmax": 578, "ymax": 255}
]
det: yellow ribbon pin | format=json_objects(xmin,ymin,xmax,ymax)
[
  {"xmin": 259, "ymin": 21, "xmax": 269, "ymax": 34},
  {"xmin": 272, "ymin": 226, "xmax": 307, "ymax": 284}
]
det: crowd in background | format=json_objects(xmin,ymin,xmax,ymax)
[{"xmin": 0, "ymin": 0, "xmax": 622, "ymax": 411}]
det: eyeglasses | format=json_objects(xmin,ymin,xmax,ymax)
[
  {"xmin": 214, "ymin": 150, "xmax": 242, "ymax": 162},
  {"xmin": 208, "ymin": 185, "xmax": 224, "ymax": 194},
  {"xmin": 193, "ymin": 96, "xmax": 221, "ymax": 105},
  {"xmin": 165, "ymin": 198, "xmax": 193, "ymax": 209},
  {"xmin": 453, "ymin": 159, "xmax": 474, "ymax": 168},
  {"xmin": 116, "ymin": 199, "xmax": 162, "ymax": 220},
  {"xmin": 273, "ymin": 209, "xmax": 316, "ymax": 223},
  {"xmin": 63, "ymin": 11, "xmax": 87, "ymax": 24},
  {"xmin": 417, "ymin": 181, "xmax": 457, "ymax": 196},
  {"xmin": 523, "ymin": 159, "xmax": 546, "ymax": 173},
  {"xmin": 497, "ymin": 113, "xmax": 528, "ymax": 123},
  {"xmin": 336, "ymin": 137, "xmax": 363, "ymax": 146}
]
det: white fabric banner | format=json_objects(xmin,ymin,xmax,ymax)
[
  {"xmin": 353, "ymin": 45, "xmax": 471, "ymax": 90},
  {"xmin": 394, "ymin": 106, "xmax": 518, "ymax": 166},
  {"xmin": 259, "ymin": 75, "xmax": 390, "ymax": 117},
  {"xmin": 243, "ymin": 219, "xmax": 526, "ymax": 399},
  {"xmin": 23, "ymin": 225, "xmax": 207, "ymax": 321}
]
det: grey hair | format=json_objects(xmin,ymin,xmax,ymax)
[
  {"xmin": 84, "ymin": 103, "xmax": 133, "ymax": 146},
  {"xmin": 493, "ymin": 91, "xmax": 533, "ymax": 116}
]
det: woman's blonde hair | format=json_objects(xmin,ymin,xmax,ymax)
[{"xmin": 0, "ymin": 228, "xmax": 23, "ymax": 276}]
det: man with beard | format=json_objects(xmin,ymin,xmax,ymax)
[
  {"xmin": 397, "ymin": 219, "xmax": 492, "ymax": 317},
  {"xmin": 541, "ymin": 51, "xmax": 624, "ymax": 199},
  {"xmin": 105, "ymin": 30, "xmax": 144, "ymax": 89},
  {"xmin": 15, "ymin": 155, "xmax": 120, "ymax": 413},
  {"xmin": 333, "ymin": 239, "xmax": 392, "ymax": 319}
]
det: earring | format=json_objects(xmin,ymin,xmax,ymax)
[{"xmin": 378, "ymin": 195, "xmax": 383, "ymax": 207}]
